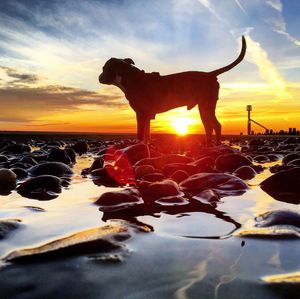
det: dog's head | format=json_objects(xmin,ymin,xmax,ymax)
[{"xmin": 99, "ymin": 58, "xmax": 135, "ymax": 84}]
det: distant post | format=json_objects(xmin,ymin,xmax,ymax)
[{"xmin": 246, "ymin": 105, "xmax": 252, "ymax": 135}]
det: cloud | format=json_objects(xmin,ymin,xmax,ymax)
[
  {"xmin": 266, "ymin": 0, "xmax": 283, "ymax": 12},
  {"xmin": 244, "ymin": 34, "xmax": 290, "ymax": 99},
  {"xmin": 0, "ymin": 66, "xmax": 39, "ymax": 84}
]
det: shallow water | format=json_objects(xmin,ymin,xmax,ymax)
[{"xmin": 0, "ymin": 148, "xmax": 300, "ymax": 299}]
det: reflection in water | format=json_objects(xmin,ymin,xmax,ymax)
[
  {"xmin": 175, "ymin": 259, "xmax": 209, "ymax": 299},
  {"xmin": 101, "ymin": 196, "xmax": 241, "ymax": 239}
]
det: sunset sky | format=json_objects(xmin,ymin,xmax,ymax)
[{"xmin": 0, "ymin": 0, "xmax": 299, "ymax": 134}]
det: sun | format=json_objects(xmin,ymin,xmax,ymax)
[{"xmin": 172, "ymin": 118, "xmax": 191, "ymax": 135}]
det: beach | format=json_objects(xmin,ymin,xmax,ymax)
[{"xmin": 0, "ymin": 133, "xmax": 299, "ymax": 298}]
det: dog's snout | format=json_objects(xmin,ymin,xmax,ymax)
[{"xmin": 98, "ymin": 74, "xmax": 103, "ymax": 84}]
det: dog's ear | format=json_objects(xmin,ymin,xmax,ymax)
[{"xmin": 123, "ymin": 58, "xmax": 135, "ymax": 65}]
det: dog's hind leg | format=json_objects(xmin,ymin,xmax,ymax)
[{"xmin": 212, "ymin": 115, "xmax": 222, "ymax": 145}]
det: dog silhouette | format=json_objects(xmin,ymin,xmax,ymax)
[{"xmin": 99, "ymin": 36, "xmax": 246, "ymax": 145}]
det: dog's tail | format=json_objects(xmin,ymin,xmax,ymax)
[{"xmin": 209, "ymin": 36, "xmax": 246, "ymax": 77}]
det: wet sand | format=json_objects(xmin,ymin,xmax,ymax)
[{"xmin": 0, "ymin": 134, "xmax": 299, "ymax": 299}]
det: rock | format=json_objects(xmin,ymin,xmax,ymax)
[
  {"xmin": 180, "ymin": 172, "xmax": 248, "ymax": 195},
  {"xmin": 28, "ymin": 162, "xmax": 73, "ymax": 177},
  {"xmin": 91, "ymin": 165, "xmax": 135, "ymax": 187},
  {"xmin": 0, "ymin": 168, "xmax": 17, "ymax": 193},
  {"xmin": 3, "ymin": 223, "xmax": 130, "ymax": 262},
  {"xmin": 248, "ymin": 139, "xmax": 265, "ymax": 146},
  {"xmin": 10, "ymin": 167, "xmax": 28, "ymax": 179},
  {"xmin": 255, "ymin": 210, "xmax": 300, "ymax": 228},
  {"xmin": 95, "ymin": 188, "xmax": 143, "ymax": 211},
  {"xmin": 134, "ymin": 165, "xmax": 155, "ymax": 179},
  {"xmin": 215, "ymin": 153, "xmax": 252, "ymax": 172},
  {"xmin": 155, "ymin": 196, "xmax": 189, "ymax": 206},
  {"xmin": 89, "ymin": 158, "xmax": 104, "ymax": 172},
  {"xmin": 284, "ymin": 137, "xmax": 299, "ymax": 144},
  {"xmin": 170, "ymin": 170, "xmax": 189, "ymax": 183},
  {"xmin": 72, "ymin": 141, "xmax": 88, "ymax": 154},
  {"xmin": 2, "ymin": 143, "xmax": 31, "ymax": 154},
  {"xmin": 17, "ymin": 175, "xmax": 62, "ymax": 200},
  {"xmin": 48, "ymin": 148, "xmax": 71, "ymax": 164},
  {"xmin": 266, "ymin": 154, "xmax": 281, "ymax": 162},
  {"xmin": 191, "ymin": 156, "xmax": 215, "ymax": 171},
  {"xmin": 135, "ymin": 154, "xmax": 193, "ymax": 169},
  {"xmin": 0, "ymin": 219, "xmax": 21, "ymax": 239},
  {"xmin": 141, "ymin": 173, "xmax": 166, "ymax": 182},
  {"xmin": 0, "ymin": 155, "xmax": 8, "ymax": 163},
  {"xmin": 65, "ymin": 148, "xmax": 76, "ymax": 163},
  {"xmin": 162, "ymin": 163, "xmax": 198, "ymax": 176},
  {"xmin": 282, "ymin": 152, "xmax": 300, "ymax": 165},
  {"xmin": 236, "ymin": 210, "xmax": 300, "ymax": 239},
  {"xmin": 116, "ymin": 143, "xmax": 150, "ymax": 165},
  {"xmin": 139, "ymin": 179, "xmax": 182, "ymax": 201},
  {"xmin": 269, "ymin": 164, "xmax": 293, "ymax": 174},
  {"xmin": 192, "ymin": 189, "xmax": 219, "ymax": 205},
  {"xmin": 233, "ymin": 166, "xmax": 257, "ymax": 180},
  {"xmin": 260, "ymin": 168, "xmax": 300, "ymax": 204},
  {"xmin": 287, "ymin": 158, "xmax": 300, "ymax": 167},
  {"xmin": 253, "ymin": 155, "xmax": 270, "ymax": 163},
  {"xmin": 20, "ymin": 156, "xmax": 38, "ymax": 165}
]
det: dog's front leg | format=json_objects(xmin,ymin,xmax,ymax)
[{"xmin": 136, "ymin": 113, "xmax": 150, "ymax": 143}]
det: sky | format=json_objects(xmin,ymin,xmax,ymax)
[{"xmin": 0, "ymin": 0, "xmax": 299, "ymax": 134}]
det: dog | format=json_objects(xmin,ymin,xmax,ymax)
[{"xmin": 99, "ymin": 36, "xmax": 246, "ymax": 145}]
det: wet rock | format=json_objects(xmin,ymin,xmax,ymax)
[
  {"xmin": 0, "ymin": 155, "xmax": 8, "ymax": 163},
  {"xmin": 215, "ymin": 153, "xmax": 252, "ymax": 172},
  {"xmin": 20, "ymin": 156, "xmax": 38, "ymax": 166},
  {"xmin": 10, "ymin": 167, "xmax": 28, "ymax": 179},
  {"xmin": 287, "ymin": 158, "xmax": 300, "ymax": 167},
  {"xmin": 47, "ymin": 148, "xmax": 71, "ymax": 164},
  {"xmin": 28, "ymin": 162, "xmax": 73, "ymax": 177},
  {"xmin": 266, "ymin": 154, "xmax": 281, "ymax": 162},
  {"xmin": 72, "ymin": 141, "xmax": 88, "ymax": 154},
  {"xmin": 256, "ymin": 210, "xmax": 300, "ymax": 228},
  {"xmin": 236, "ymin": 210, "xmax": 300, "ymax": 239},
  {"xmin": 155, "ymin": 196, "xmax": 189, "ymax": 206},
  {"xmin": 0, "ymin": 168, "xmax": 17, "ymax": 193},
  {"xmin": 134, "ymin": 165, "xmax": 155, "ymax": 179},
  {"xmin": 95, "ymin": 188, "xmax": 143, "ymax": 211},
  {"xmin": 139, "ymin": 179, "xmax": 182, "ymax": 202},
  {"xmin": 170, "ymin": 170, "xmax": 189, "ymax": 184},
  {"xmin": 141, "ymin": 173, "xmax": 166, "ymax": 182},
  {"xmin": 91, "ymin": 164, "xmax": 135, "ymax": 187},
  {"xmin": 248, "ymin": 139, "xmax": 265, "ymax": 146},
  {"xmin": 191, "ymin": 156, "xmax": 215, "ymax": 171},
  {"xmin": 180, "ymin": 172, "xmax": 248, "ymax": 195},
  {"xmin": 253, "ymin": 155, "xmax": 270, "ymax": 163},
  {"xmin": 135, "ymin": 154, "xmax": 193, "ymax": 169},
  {"xmin": 65, "ymin": 148, "xmax": 76, "ymax": 163},
  {"xmin": 17, "ymin": 175, "xmax": 62, "ymax": 200},
  {"xmin": 2, "ymin": 143, "xmax": 31, "ymax": 154},
  {"xmin": 0, "ymin": 219, "xmax": 21, "ymax": 239},
  {"xmin": 269, "ymin": 164, "xmax": 293, "ymax": 174},
  {"xmin": 3, "ymin": 223, "xmax": 130, "ymax": 262},
  {"xmin": 260, "ymin": 167, "xmax": 300, "ymax": 204},
  {"xmin": 192, "ymin": 189, "xmax": 219, "ymax": 205},
  {"xmin": 116, "ymin": 143, "xmax": 150, "ymax": 165},
  {"xmin": 91, "ymin": 167, "xmax": 120, "ymax": 187},
  {"xmin": 284, "ymin": 137, "xmax": 299, "ymax": 144},
  {"xmin": 163, "ymin": 163, "xmax": 198, "ymax": 176},
  {"xmin": 282, "ymin": 152, "xmax": 300, "ymax": 165},
  {"xmin": 233, "ymin": 166, "xmax": 257, "ymax": 180}
]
